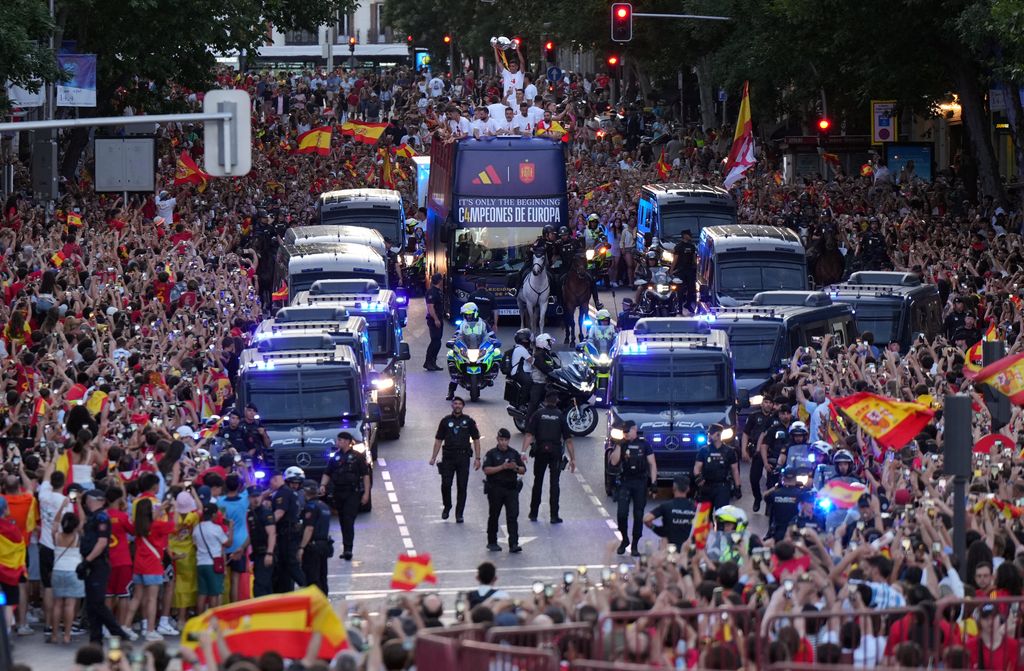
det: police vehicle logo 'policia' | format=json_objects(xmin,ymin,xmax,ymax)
[
  {"xmin": 296, "ymin": 452, "xmax": 313, "ymax": 467},
  {"xmin": 663, "ymin": 435, "xmax": 681, "ymax": 450}
]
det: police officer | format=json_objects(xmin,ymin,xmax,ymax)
[
  {"xmin": 743, "ymin": 396, "xmax": 775, "ymax": 513},
  {"xmin": 587, "ymin": 309, "xmax": 616, "ymax": 346},
  {"xmin": 526, "ymin": 333, "xmax": 559, "ymax": 420},
  {"xmin": 607, "ymin": 419, "xmax": 656, "ymax": 556},
  {"xmin": 448, "ymin": 302, "xmax": 492, "ymax": 400},
  {"xmin": 693, "ymin": 423, "xmax": 741, "ymax": 510},
  {"xmin": 424, "ymin": 273, "xmax": 444, "ymax": 371},
  {"xmin": 669, "ymin": 229, "xmax": 698, "ymax": 312},
  {"xmin": 240, "ymin": 403, "xmax": 270, "ymax": 458},
  {"xmin": 466, "ymin": 281, "xmax": 496, "ymax": 330},
  {"xmin": 523, "ymin": 391, "xmax": 576, "ymax": 523},
  {"xmin": 247, "ymin": 486, "xmax": 276, "ymax": 597},
  {"xmin": 298, "ymin": 479, "xmax": 332, "ymax": 595},
  {"xmin": 321, "ymin": 431, "xmax": 370, "ymax": 560},
  {"xmin": 509, "ymin": 328, "xmax": 534, "ymax": 410},
  {"xmin": 429, "ymin": 397, "xmax": 482, "ymax": 523},
  {"xmin": 80, "ymin": 489, "xmax": 131, "ymax": 643},
  {"xmin": 757, "ymin": 398, "xmax": 794, "ymax": 490},
  {"xmin": 791, "ymin": 490, "xmax": 826, "ymax": 535},
  {"xmin": 644, "ymin": 475, "xmax": 697, "ymax": 550},
  {"xmin": 270, "ymin": 468, "xmax": 307, "ymax": 592},
  {"xmin": 483, "ymin": 428, "xmax": 526, "ymax": 553},
  {"xmin": 763, "ymin": 468, "xmax": 803, "ymax": 541},
  {"xmin": 217, "ymin": 410, "xmax": 250, "ymax": 455}
]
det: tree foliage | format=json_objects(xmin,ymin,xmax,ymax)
[{"xmin": 0, "ymin": 0, "xmax": 61, "ymax": 93}]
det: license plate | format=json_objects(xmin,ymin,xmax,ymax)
[{"xmin": 496, "ymin": 308, "xmax": 519, "ymax": 316}]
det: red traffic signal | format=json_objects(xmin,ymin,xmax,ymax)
[
  {"xmin": 607, "ymin": 55, "xmax": 620, "ymax": 67},
  {"xmin": 443, "ymin": 34, "xmax": 452, "ymax": 44},
  {"xmin": 611, "ymin": 2, "xmax": 633, "ymax": 42},
  {"xmin": 406, "ymin": 34, "xmax": 413, "ymax": 43},
  {"xmin": 817, "ymin": 117, "xmax": 831, "ymax": 132},
  {"xmin": 348, "ymin": 37, "xmax": 356, "ymax": 45},
  {"xmin": 544, "ymin": 41, "xmax": 554, "ymax": 51}
]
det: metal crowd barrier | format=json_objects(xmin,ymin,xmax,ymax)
[
  {"xmin": 414, "ymin": 624, "xmax": 487, "ymax": 669},
  {"xmin": 486, "ymin": 622, "xmax": 597, "ymax": 659},
  {"xmin": 934, "ymin": 595, "xmax": 1024, "ymax": 667},
  {"xmin": 457, "ymin": 639, "xmax": 559, "ymax": 671}
]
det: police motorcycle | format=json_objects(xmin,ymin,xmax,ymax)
[
  {"xmin": 583, "ymin": 215, "xmax": 613, "ymax": 285},
  {"xmin": 634, "ymin": 267, "xmax": 683, "ymax": 319},
  {"xmin": 505, "ymin": 335, "xmax": 600, "ymax": 437},
  {"xmin": 575, "ymin": 309, "xmax": 616, "ymax": 405},
  {"xmin": 446, "ymin": 303, "xmax": 501, "ymax": 402}
]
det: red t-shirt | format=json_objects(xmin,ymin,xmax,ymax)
[
  {"xmin": 966, "ymin": 635, "xmax": 1020, "ymax": 671},
  {"xmin": 107, "ymin": 509, "xmax": 134, "ymax": 568},
  {"xmin": 196, "ymin": 466, "xmax": 227, "ymax": 487},
  {"xmin": 884, "ymin": 614, "xmax": 956, "ymax": 657},
  {"xmin": 132, "ymin": 517, "xmax": 175, "ymax": 576}
]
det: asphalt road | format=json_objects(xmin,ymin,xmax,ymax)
[{"xmin": 14, "ymin": 290, "xmax": 767, "ymax": 666}]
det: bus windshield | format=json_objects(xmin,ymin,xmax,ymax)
[
  {"xmin": 452, "ymin": 226, "xmax": 540, "ymax": 272},
  {"xmin": 660, "ymin": 207, "xmax": 736, "ymax": 239},
  {"xmin": 615, "ymin": 355, "xmax": 729, "ymax": 405},
  {"xmin": 245, "ymin": 369, "xmax": 359, "ymax": 421}
]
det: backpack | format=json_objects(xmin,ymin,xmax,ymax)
[
  {"xmin": 467, "ymin": 587, "xmax": 498, "ymax": 609},
  {"xmin": 499, "ymin": 347, "xmax": 515, "ymax": 376}
]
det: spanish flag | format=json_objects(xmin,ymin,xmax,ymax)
[
  {"xmin": 656, "ymin": 148, "xmax": 671, "ymax": 180},
  {"xmin": 340, "ymin": 120, "xmax": 388, "ymax": 145},
  {"xmin": 692, "ymin": 502, "xmax": 712, "ymax": 550},
  {"xmin": 390, "ymin": 553, "xmax": 437, "ymax": 591},
  {"xmin": 818, "ymin": 479, "xmax": 867, "ymax": 509},
  {"xmin": 723, "ymin": 81, "xmax": 755, "ymax": 188},
  {"xmin": 967, "ymin": 351, "xmax": 1024, "ymax": 405},
  {"xmin": 394, "ymin": 143, "xmax": 417, "ymax": 158},
  {"xmin": 534, "ymin": 120, "xmax": 566, "ymax": 137},
  {"xmin": 51, "ymin": 251, "xmax": 67, "ymax": 267},
  {"xmin": 66, "ymin": 212, "xmax": 83, "ymax": 228},
  {"xmin": 32, "ymin": 396, "xmax": 48, "ymax": 426},
  {"xmin": 963, "ymin": 323, "xmax": 998, "ymax": 375},
  {"xmin": 180, "ymin": 586, "xmax": 347, "ymax": 666},
  {"xmin": 271, "ymin": 281, "xmax": 288, "ymax": 302},
  {"xmin": 295, "ymin": 126, "xmax": 333, "ymax": 156},
  {"xmin": 822, "ymin": 152, "xmax": 841, "ymax": 170},
  {"xmin": 0, "ymin": 519, "xmax": 25, "ymax": 585},
  {"xmin": 380, "ymin": 149, "xmax": 395, "ymax": 190},
  {"xmin": 174, "ymin": 151, "xmax": 210, "ymax": 192},
  {"xmin": 832, "ymin": 392, "xmax": 935, "ymax": 449},
  {"xmin": 85, "ymin": 390, "xmax": 109, "ymax": 416},
  {"xmin": 199, "ymin": 416, "xmax": 224, "ymax": 440}
]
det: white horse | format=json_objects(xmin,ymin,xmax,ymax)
[{"xmin": 517, "ymin": 252, "xmax": 550, "ymax": 335}]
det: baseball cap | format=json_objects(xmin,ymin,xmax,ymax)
[{"xmin": 84, "ymin": 489, "xmax": 107, "ymax": 501}]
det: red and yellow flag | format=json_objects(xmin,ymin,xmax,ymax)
[
  {"xmin": 340, "ymin": 120, "xmax": 388, "ymax": 145},
  {"xmin": 963, "ymin": 323, "xmax": 998, "ymax": 375},
  {"xmin": 723, "ymin": 81, "xmax": 755, "ymax": 188},
  {"xmin": 85, "ymin": 390, "xmax": 109, "ymax": 416},
  {"xmin": 180, "ymin": 586, "xmax": 347, "ymax": 666},
  {"xmin": 271, "ymin": 281, "xmax": 288, "ymax": 302},
  {"xmin": 818, "ymin": 479, "xmax": 867, "ymax": 509},
  {"xmin": 832, "ymin": 392, "xmax": 934, "ymax": 449},
  {"xmin": 692, "ymin": 501, "xmax": 712, "ymax": 550},
  {"xmin": 822, "ymin": 152, "xmax": 841, "ymax": 169},
  {"xmin": 390, "ymin": 553, "xmax": 437, "ymax": 591},
  {"xmin": 967, "ymin": 351, "xmax": 1024, "ymax": 405},
  {"xmin": 656, "ymin": 148, "xmax": 671, "ymax": 180},
  {"xmin": 295, "ymin": 126, "xmax": 333, "ymax": 156},
  {"xmin": 394, "ymin": 143, "xmax": 417, "ymax": 158},
  {"xmin": 380, "ymin": 149, "xmax": 395, "ymax": 190},
  {"xmin": 51, "ymin": 251, "xmax": 67, "ymax": 268},
  {"xmin": 66, "ymin": 211, "xmax": 83, "ymax": 228},
  {"xmin": 0, "ymin": 519, "xmax": 25, "ymax": 585},
  {"xmin": 174, "ymin": 151, "xmax": 210, "ymax": 192}
]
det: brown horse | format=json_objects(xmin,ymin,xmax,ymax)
[
  {"xmin": 808, "ymin": 226, "xmax": 846, "ymax": 287},
  {"xmin": 562, "ymin": 255, "xmax": 594, "ymax": 343}
]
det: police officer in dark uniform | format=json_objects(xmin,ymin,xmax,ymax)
[
  {"xmin": 240, "ymin": 403, "xmax": 270, "ymax": 459},
  {"xmin": 217, "ymin": 410, "xmax": 250, "ymax": 455},
  {"xmin": 466, "ymin": 280, "xmax": 496, "ymax": 330},
  {"xmin": 524, "ymin": 391, "xmax": 576, "ymax": 524},
  {"xmin": 763, "ymin": 468, "xmax": 803, "ymax": 541},
  {"xmin": 270, "ymin": 469, "xmax": 307, "ymax": 592},
  {"xmin": 743, "ymin": 396, "xmax": 776, "ymax": 512},
  {"xmin": 247, "ymin": 486, "xmax": 276, "ymax": 597},
  {"xmin": 550, "ymin": 227, "xmax": 581, "ymax": 299},
  {"xmin": 482, "ymin": 428, "xmax": 526, "ymax": 553},
  {"xmin": 80, "ymin": 489, "xmax": 131, "ymax": 643},
  {"xmin": 298, "ymin": 479, "xmax": 333, "ymax": 595},
  {"xmin": 533, "ymin": 225, "xmax": 558, "ymax": 266},
  {"xmin": 669, "ymin": 229, "xmax": 698, "ymax": 312},
  {"xmin": 757, "ymin": 399, "xmax": 794, "ymax": 491},
  {"xmin": 693, "ymin": 423, "xmax": 741, "ymax": 510},
  {"xmin": 424, "ymin": 273, "xmax": 444, "ymax": 371},
  {"xmin": 790, "ymin": 489, "xmax": 826, "ymax": 535},
  {"xmin": 429, "ymin": 397, "xmax": 482, "ymax": 523},
  {"xmin": 607, "ymin": 419, "xmax": 657, "ymax": 556},
  {"xmin": 320, "ymin": 431, "xmax": 370, "ymax": 560},
  {"xmin": 644, "ymin": 475, "xmax": 697, "ymax": 550}
]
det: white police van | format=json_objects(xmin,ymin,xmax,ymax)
[{"xmin": 274, "ymin": 242, "xmax": 388, "ymax": 302}]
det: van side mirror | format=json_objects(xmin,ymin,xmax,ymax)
[
  {"xmin": 737, "ymin": 388, "xmax": 751, "ymax": 409},
  {"xmin": 399, "ymin": 342, "xmax": 411, "ymax": 360},
  {"xmin": 366, "ymin": 403, "xmax": 382, "ymax": 423}
]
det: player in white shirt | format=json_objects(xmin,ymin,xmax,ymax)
[
  {"xmin": 494, "ymin": 108, "xmax": 518, "ymax": 135},
  {"xmin": 485, "ymin": 96, "xmax": 508, "ymax": 123},
  {"xmin": 513, "ymin": 103, "xmax": 534, "ymax": 135},
  {"xmin": 527, "ymin": 99, "xmax": 546, "ymax": 128},
  {"xmin": 471, "ymin": 108, "xmax": 501, "ymax": 138},
  {"xmin": 447, "ymin": 106, "xmax": 472, "ymax": 138},
  {"xmin": 523, "ymin": 75, "xmax": 538, "ymax": 105},
  {"xmin": 495, "ymin": 43, "xmax": 525, "ymax": 100}
]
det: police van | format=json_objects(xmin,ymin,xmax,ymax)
[
  {"xmin": 826, "ymin": 271, "xmax": 942, "ymax": 351},
  {"xmin": 709, "ymin": 291, "xmax": 857, "ymax": 407},
  {"xmin": 317, "ymin": 188, "xmax": 406, "ymax": 249},
  {"xmin": 602, "ymin": 317, "xmax": 747, "ymax": 495},
  {"xmin": 274, "ymin": 242, "xmax": 388, "ymax": 302},
  {"xmin": 697, "ymin": 225, "xmax": 807, "ymax": 306},
  {"xmin": 237, "ymin": 342, "xmax": 380, "ymax": 510},
  {"xmin": 284, "ymin": 225, "xmax": 389, "ymax": 258},
  {"xmin": 290, "ymin": 280, "xmax": 411, "ymax": 438},
  {"xmin": 637, "ymin": 183, "xmax": 736, "ymax": 248},
  {"xmin": 251, "ymin": 315, "xmax": 376, "ymax": 392}
]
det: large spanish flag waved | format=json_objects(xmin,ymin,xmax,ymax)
[
  {"xmin": 180, "ymin": 586, "xmax": 346, "ymax": 666},
  {"xmin": 0, "ymin": 519, "xmax": 25, "ymax": 585},
  {"xmin": 818, "ymin": 479, "xmax": 867, "ymax": 509},
  {"xmin": 722, "ymin": 81, "xmax": 755, "ymax": 188},
  {"xmin": 832, "ymin": 392, "xmax": 934, "ymax": 449},
  {"xmin": 391, "ymin": 553, "xmax": 438, "ymax": 591},
  {"xmin": 295, "ymin": 126, "xmax": 333, "ymax": 156},
  {"xmin": 174, "ymin": 151, "xmax": 210, "ymax": 192},
  {"xmin": 963, "ymin": 323, "xmax": 998, "ymax": 375},
  {"xmin": 691, "ymin": 501, "xmax": 712, "ymax": 550},
  {"xmin": 340, "ymin": 120, "xmax": 388, "ymax": 145},
  {"xmin": 967, "ymin": 351, "xmax": 1024, "ymax": 405}
]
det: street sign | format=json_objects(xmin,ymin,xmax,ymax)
[
  {"xmin": 717, "ymin": 88, "xmax": 727, "ymax": 102},
  {"xmin": 547, "ymin": 66, "xmax": 563, "ymax": 83},
  {"xmin": 203, "ymin": 89, "xmax": 252, "ymax": 177},
  {"xmin": 870, "ymin": 100, "xmax": 897, "ymax": 145}
]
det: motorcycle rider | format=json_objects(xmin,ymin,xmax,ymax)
[
  {"xmin": 583, "ymin": 214, "xmax": 605, "ymax": 247},
  {"xmin": 813, "ymin": 447, "xmax": 861, "ymax": 491},
  {"xmin": 632, "ymin": 249, "xmax": 659, "ymax": 305},
  {"xmin": 704, "ymin": 505, "xmax": 750, "ymax": 565},
  {"xmin": 776, "ymin": 421, "xmax": 810, "ymax": 472},
  {"xmin": 587, "ymin": 309, "xmax": 616, "ymax": 346},
  {"xmin": 509, "ymin": 328, "xmax": 534, "ymax": 411},
  {"xmin": 447, "ymin": 302, "xmax": 494, "ymax": 401},
  {"xmin": 669, "ymin": 229, "xmax": 698, "ymax": 313},
  {"xmin": 465, "ymin": 281, "xmax": 496, "ymax": 330},
  {"xmin": 764, "ymin": 468, "xmax": 803, "ymax": 541},
  {"xmin": 692, "ymin": 424, "xmax": 741, "ymax": 510},
  {"xmin": 526, "ymin": 333, "xmax": 560, "ymax": 421}
]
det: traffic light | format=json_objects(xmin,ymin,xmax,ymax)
[
  {"xmin": 817, "ymin": 117, "xmax": 831, "ymax": 135},
  {"xmin": 406, "ymin": 35, "xmax": 413, "ymax": 43},
  {"xmin": 544, "ymin": 40, "xmax": 555, "ymax": 64},
  {"xmin": 348, "ymin": 36, "xmax": 356, "ymax": 54},
  {"xmin": 443, "ymin": 34, "xmax": 452, "ymax": 44},
  {"xmin": 607, "ymin": 54, "xmax": 620, "ymax": 69},
  {"xmin": 611, "ymin": 2, "xmax": 633, "ymax": 42}
]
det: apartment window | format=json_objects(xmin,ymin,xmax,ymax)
[
  {"xmin": 376, "ymin": 4, "xmax": 387, "ymax": 38},
  {"xmin": 283, "ymin": 29, "xmax": 318, "ymax": 45},
  {"xmin": 337, "ymin": 13, "xmax": 351, "ymax": 39}
]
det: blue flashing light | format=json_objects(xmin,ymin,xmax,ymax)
[
  {"xmin": 455, "ymin": 319, "xmax": 464, "ymax": 326},
  {"xmin": 254, "ymin": 470, "xmax": 267, "ymax": 480},
  {"xmin": 622, "ymin": 343, "xmax": 648, "ymax": 355},
  {"xmin": 583, "ymin": 319, "xmax": 593, "ymax": 328},
  {"xmin": 0, "ymin": 589, "xmax": 6, "ymax": 606},
  {"xmin": 816, "ymin": 498, "xmax": 834, "ymax": 512},
  {"xmin": 396, "ymin": 295, "xmax": 408, "ymax": 305},
  {"xmin": 699, "ymin": 313, "xmax": 716, "ymax": 322},
  {"xmin": 696, "ymin": 434, "xmax": 708, "ymax": 446},
  {"xmin": 808, "ymin": 453, "xmax": 816, "ymax": 463}
]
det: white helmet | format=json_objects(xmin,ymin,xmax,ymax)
[
  {"xmin": 284, "ymin": 466, "xmax": 306, "ymax": 482},
  {"xmin": 535, "ymin": 333, "xmax": 554, "ymax": 350},
  {"xmin": 810, "ymin": 440, "xmax": 833, "ymax": 454},
  {"xmin": 788, "ymin": 421, "xmax": 808, "ymax": 435}
]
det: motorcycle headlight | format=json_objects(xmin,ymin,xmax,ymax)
[
  {"xmin": 403, "ymin": 254, "xmax": 414, "ymax": 265},
  {"xmin": 581, "ymin": 381, "xmax": 594, "ymax": 392},
  {"xmin": 609, "ymin": 427, "xmax": 625, "ymax": 441},
  {"xmin": 466, "ymin": 348, "xmax": 480, "ymax": 363},
  {"xmin": 585, "ymin": 249, "xmax": 595, "ymax": 261},
  {"xmin": 656, "ymin": 284, "xmax": 669, "ymax": 293},
  {"xmin": 353, "ymin": 442, "xmax": 368, "ymax": 454},
  {"xmin": 721, "ymin": 427, "xmax": 735, "ymax": 442},
  {"xmin": 661, "ymin": 250, "xmax": 674, "ymax": 263},
  {"xmin": 597, "ymin": 354, "xmax": 611, "ymax": 365},
  {"xmin": 372, "ymin": 377, "xmax": 395, "ymax": 391}
]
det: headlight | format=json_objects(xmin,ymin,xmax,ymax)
[
  {"xmin": 585, "ymin": 249, "xmax": 595, "ymax": 261},
  {"xmin": 372, "ymin": 377, "xmax": 395, "ymax": 391},
  {"xmin": 720, "ymin": 427, "xmax": 735, "ymax": 442},
  {"xmin": 597, "ymin": 354, "xmax": 611, "ymax": 365},
  {"xmin": 656, "ymin": 284, "xmax": 669, "ymax": 293},
  {"xmin": 661, "ymin": 250, "xmax": 674, "ymax": 263},
  {"xmin": 580, "ymin": 382, "xmax": 594, "ymax": 392},
  {"xmin": 353, "ymin": 442, "xmax": 368, "ymax": 454},
  {"xmin": 749, "ymin": 394, "xmax": 764, "ymax": 407},
  {"xmin": 466, "ymin": 348, "xmax": 480, "ymax": 363},
  {"xmin": 609, "ymin": 427, "xmax": 625, "ymax": 441},
  {"xmin": 403, "ymin": 254, "xmax": 414, "ymax": 265}
]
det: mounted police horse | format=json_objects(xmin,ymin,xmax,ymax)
[
  {"xmin": 518, "ymin": 250, "xmax": 550, "ymax": 335},
  {"xmin": 807, "ymin": 224, "xmax": 846, "ymax": 287},
  {"xmin": 562, "ymin": 254, "xmax": 594, "ymax": 344}
]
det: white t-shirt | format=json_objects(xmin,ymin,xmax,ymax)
[
  {"xmin": 428, "ymin": 77, "xmax": 445, "ymax": 98},
  {"xmin": 448, "ymin": 117, "xmax": 471, "ymax": 136},
  {"xmin": 38, "ymin": 482, "xmax": 67, "ymax": 551},
  {"xmin": 528, "ymin": 105, "xmax": 545, "ymax": 127},
  {"xmin": 502, "ymin": 69, "xmax": 524, "ymax": 93},
  {"xmin": 487, "ymin": 103, "xmax": 508, "ymax": 121},
  {"xmin": 524, "ymin": 83, "xmax": 538, "ymax": 103},
  {"xmin": 512, "ymin": 115, "xmax": 533, "ymax": 134},
  {"xmin": 193, "ymin": 520, "xmax": 228, "ymax": 566},
  {"xmin": 155, "ymin": 196, "xmax": 175, "ymax": 223},
  {"xmin": 471, "ymin": 118, "xmax": 501, "ymax": 137},
  {"xmin": 493, "ymin": 118, "xmax": 516, "ymax": 134},
  {"xmin": 851, "ymin": 635, "xmax": 887, "ymax": 667}
]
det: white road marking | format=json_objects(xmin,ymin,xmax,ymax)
[
  {"xmin": 402, "ymin": 537, "xmax": 415, "ymax": 549},
  {"xmin": 395, "ymin": 515, "xmax": 406, "ymax": 525},
  {"xmin": 381, "ymin": 471, "xmax": 392, "ymax": 481},
  {"xmin": 330, "ymin": 564, "xmax": 610, "ymax": 580},
  {"xmin": 498, "ymin": 524, "xmax": 537, "ymax": 547},
  {"xmin": 575, "ymin": 464, "xmax": 622, "ymax": 541},
  {"xmin": 374, "ymin": 455, "xmax": 415, "ymax": 553},
  {"xmin": 384, "ymin": 480, "xmax": 395, "ymax": 492},
  {"xmin": 398, "ymin": 526, "xmax": 409, "ymax": 536},
  {"xmin": 388, "ymin": 492, "xmax": 398, "ymax": 503}
]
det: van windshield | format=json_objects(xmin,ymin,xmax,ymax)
[
  {"xmin": 244, "ymin": 369, "xmax": 359, "ymax": 421},
  {"xmin": 718, "ymin": 260, "xmax": 806, "ymax": 299},
  {"xmin": 290, "ymin": 270, "xmax": 388, "ymax": 294},
  {"xmin": 850, "ymin": 302, "xmax": 902, "ymax": 344},
  {"xmin": 659, "ymin": 206, "xmax": 735, "ymax": 239},
  {"xmin": 365, "ymin": 317, "xmax": 393, "ymax": 355},
  {"xmin": 615, "ymin": 354, "xmax": 728, "ymax": 405},
  {"xmin": 718, "ymin": 325, "xmax": 782, "ymax": 372},
  {"xmin": 319, "ymin": 211, "xmax": 401, "ymax": 243}
]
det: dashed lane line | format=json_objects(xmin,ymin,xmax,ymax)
[
  {"xmin": 574, "ymin": 470, "xmax": 622, "ymax": 542},
  {"xmin": 378, "ymin": 457, "xmax": 417, "ymax": 557}
]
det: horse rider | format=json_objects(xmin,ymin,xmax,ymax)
[
  {"xmin": 447, "ymin": 302, "xmax": 496, "ymax": 400},
  {"xmin": 587, "ymin": 309, "xmax": 616, "ymax": 347}
]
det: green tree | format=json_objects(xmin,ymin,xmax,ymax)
[{"xmin": 0, "ymin": 0, "xmax": 61, "ymax": 102}]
